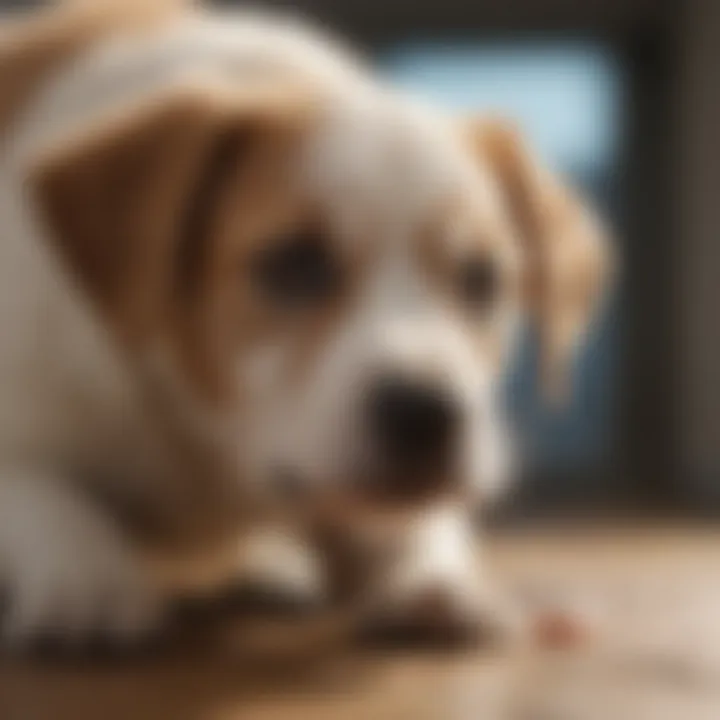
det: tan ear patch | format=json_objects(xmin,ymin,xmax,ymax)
[
  {"xmin": 34, "ymin": 90, "xmax": 227, "ymax": 343},
  {"xmin": 466, "ymin": 119, "xmax": 615, "ymax": 403},
  {"xmin": 32, "ymin": 83, "xmax": 317, "ymax": 349}
]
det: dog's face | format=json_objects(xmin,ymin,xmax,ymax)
[{"xmin": 32, "ymin": 78, "xmax": 611, "ymax": 512}]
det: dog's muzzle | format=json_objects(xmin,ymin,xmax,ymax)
[{"xmin": 363, "ymin": 374, "xmax": 462, "ymax": 499}]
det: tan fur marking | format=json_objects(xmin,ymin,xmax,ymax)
[
  {"xmin": 32, "ymin": 82, "xmax": 319, "ymax": 397},
  {"xmin": 465, "ymin": 119, "xmax": 614, "ymax": 401}
]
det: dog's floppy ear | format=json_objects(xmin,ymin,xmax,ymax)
[
  {"xmin": 31, "ymin": 83, "xmax": 314, "ymax": 345},
  {"xmin": 467, "ymin": 119, "xmax": 615, "ymax": 403}
]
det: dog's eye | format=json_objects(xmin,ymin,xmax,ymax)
[
  {"xmin": 253, "ymin": 231, "xmax": 340, "ymax": 309},
  {"xmin": 458, "ymin": 256, "xmax": 500, "ymax": 310}
]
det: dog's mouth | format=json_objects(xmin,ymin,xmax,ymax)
[
  {"xmin": 355, "ymin": 468, "xmax": 457, "ymax": 505},
  {"xmin": 269, "ymin": 466, "xmax": 461, "ymax": 522}
]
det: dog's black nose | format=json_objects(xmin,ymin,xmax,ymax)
[{"xmin": 367, "ymin": 376, "xmax": 460, "ymax": 475}]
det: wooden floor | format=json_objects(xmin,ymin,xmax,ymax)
[{"xmin": 2, "ymin": 524, "xmax": 720, "ymax": 720}]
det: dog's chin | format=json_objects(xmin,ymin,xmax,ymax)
[{"xmin": 269, "ymin": 465, "xmax": 464, "ymax": 527}]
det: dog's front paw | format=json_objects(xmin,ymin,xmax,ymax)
[
  {"xmin": 0, "ymin": 508, "xmax": 160, "ymax": 651},
  {"xmin": 360, "ymin": 581, "xmax": 520, "ymax": 649},
  {"xmin": 226, "ymin": 526, "xmax": 324, "ymax": 616}
]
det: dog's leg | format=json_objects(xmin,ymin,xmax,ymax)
[
  {"xmin": 0, "ymin": 469, "xmax": 160, "ymax": 649},
  {"xmin": 321, "ymin": 505, "xmax": 518, "ymax": 646}
]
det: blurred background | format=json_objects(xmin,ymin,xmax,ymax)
[{"xmin": 195, "ymin": 0, "xmax": 718, "ymax": 521}]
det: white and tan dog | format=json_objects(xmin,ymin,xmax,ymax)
[{"xmin": 0, "ymin": 0, "xmax": 611, "ymax": 648}]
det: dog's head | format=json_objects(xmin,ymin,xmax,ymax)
[{"xmin": 31, "ymin": 75, "xmax": 612, "ymax": 515}]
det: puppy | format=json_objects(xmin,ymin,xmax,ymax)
[{"xmin": 0, "ymin": 0, "xmax": 612, "ymax": 648}]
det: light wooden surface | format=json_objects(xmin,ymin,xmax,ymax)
[{"xmin": 2, "ymin": 525, "xmax": 720, "ymax": 720}]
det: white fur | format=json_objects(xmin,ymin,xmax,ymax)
[
  {"xmin": 355, "ymin": 504, "xmax": 515, "ymax": 638},
  {"xmin": 370, "ymin": 505, "xmax": 480, "ymax": 605},
  {"xmin": 0, "ymin": 9, "xmax": 516, "ymax": 645},
  {"xmin": 0, "ymin": 470, "xmax": 158, "ymax": 646}
]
